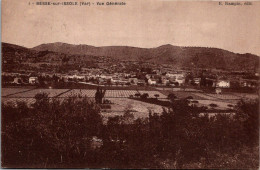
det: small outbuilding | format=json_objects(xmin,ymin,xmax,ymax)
[{"xmin": 215, "ymin": 88, "xmax": 222, "ymax": 94}]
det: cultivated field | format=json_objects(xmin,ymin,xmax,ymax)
[
  {"xmin": 59, "ymin": 89, "xmax": 96, "ymax": 97},
  {"xmin": 156, "ymin": 87, "xmax": 202, "ymax": 92},
  {"xmin": 59, "ymin": 89, "xmax": 140, "ymax": 98},
  {"xmin": 232, "ymin": 93, "xmax": 258, "ymax": 99},
  {"xmin": 195, "ymin": 100, "xmax": 234, "ymax": 109},
  {"xmin": 204, "ymin": 93, "xmax": 241, "ymax": 100},
  {"xmin": 101, "ymin": 98, "xmax": 164, "ymax": 122},
  {"xmin": 1, "ymin": 88, "xmax": 35, "ymax": 97},
  {"xmin": 1, "ymin": 88, "xmax": 258, "ymax": 116},
  {"xmin": 2, "ymin": 88, "xmax": 69, "ymax": 98},
  {"xmin": 104, "ymin": 90, "xmax": 138, "ymax": 98},
  {"xmin": 159, "ymin": 90, "xmax": 207, "ymax": 100}
]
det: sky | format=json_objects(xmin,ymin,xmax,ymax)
[{"xmin": 2, "ymin": 0, "xmax": 260, "ymax": 55}]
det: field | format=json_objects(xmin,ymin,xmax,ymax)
[
  {"xmin": 59, "ymin": 89, "xmax": 96, "ymax": 97},
  {"xmin": 1, "ymin": 88, "xmax": 258, "ymax": 116},
  {"xmin": 159, "ymin": 90, "xmax": 207, "ymax": 100},
  {"xmin": 232, "ymin": 93, "xmax": 258, "ymax": 99},
  {"xmin": 3, "ymin": 89, "xmax": 69, "ymax": 98},
  {"xmin": 195, "ymin": 100, "xmax": 234, "ymax": 109},
  {"xmin": 59, "ymin": 89, "xmax": 141, "ymax": 98},
  {"xmin": 101, "ymin": 98, "xmax": 164, "ymax": 122},
  {"xmin": 156, "ymin": 87, "xmax": 202, "ymax": 92},
  {"xmin": 2, "ymin": 88, "xmax": 69, "ymax": 105},
  {"xmin": 1, "ymin": 88, "xmax": 35, "ymax": 97},
  {"xmin": 58, "ymin": 89, "xmax": 166, "ymax": 98}
]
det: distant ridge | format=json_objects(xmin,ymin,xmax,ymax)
[{"xmin": 2, "ymin": 42, "xmax": 259, "ymax": 71}]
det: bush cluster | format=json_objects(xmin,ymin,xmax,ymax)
[{"xmin": 1, "ymin": 93, "xmax": 259, "ymax": 168}]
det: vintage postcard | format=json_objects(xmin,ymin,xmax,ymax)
[{"xmin": 1, "ymin": 0, "xmax": 259, "ymax": 169}]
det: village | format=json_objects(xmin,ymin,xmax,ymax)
[{"xmin": 2, "ymin": 60, "xmax": 259, "ymax": 94}]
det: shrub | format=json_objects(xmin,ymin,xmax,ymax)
[
  {"xmin": 2, "ymin": 94, "xmax": 259, "ymax": 169},
  {"xmin": 209, "ymin": 103, "xmax": 218, "ymax": 108},
  {"xmin": 140, "ymin": 93, "xmax": 149, "ymax": 100},
  {"xmin": 135, "ymin": 93, "xmax": 141, "ymax": 98},
  {"xmin": 100, "ymin": 104, "xmax": 112, "ymax": 109},
  {"xmin": 168, "ymin": 93, "xmax": 177, "ymax": 101},
  {"xmin": 186, "ymin": 96, "xmax": 193, "ymax": 99},
  {"xmin": 2, "ymin": 94, "xmax": 103, "ymax": 168},
  {"xmin": 227, "ymin": 104, "xmax": 233, "ymax": 108}
]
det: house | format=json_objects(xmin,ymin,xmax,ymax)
[
  {"xmin": 166, "ymin": 73, "xmax": 185, "ymax": 80},
  {"xmin": 175, "ymin": 77, "xmax": 185, "ymax": 86},
  {"xmin": 76, "ymin": 75, "xmax": 86, "ymax": 82},
  {"xmin": 129, "ymin": 78, "xmax": 138, "ymax": 85},
  {"xmin": 137, "ymin": 80, "xmax": 145, "ymax": 86},
  {"xmin": 67, "ymin": 75, "xmax": 86, "ymax": 82},
  {"xmin": 145, "ymin": 74, "xmax": 151, "ymax": 79},
  {"xmin": 161, "ymin": 76, "xmax": 169, "ymax": 85},
  {"xmin": 12, "ymin": 77, "xmax": 22, "ymax": 84},
  {"xmin": 111, "ymin": 77, "xmax": 120, "ymax": 84},
  {"xmin": 240, "ymin": 79, "xmax": 258, "ymax": 88},
  {"xmin": 29, "ymin": 77, "xmax": 38, "ymax": 84},
  {"xmin": 216, "ymin": 80, "xmax": 230, "ymax": 88},
  {"xmin": 100, "ymin": 74, "xmax": 113, "ymax": 80},
  {"xmin": 148, "ymin": 78, "xmax": 157, "ymax": 85},
  {"xmin": 193, "ymin": 78, "xmax": 201, "ymax": 85}
]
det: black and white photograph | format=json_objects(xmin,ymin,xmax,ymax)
[{"xmin": 1, "ymin": 0, "xmax": 259, "ymax": 169}]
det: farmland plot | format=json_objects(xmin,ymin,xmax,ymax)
[
  {"xmin": 157, "ymin": 90, "xmax": 206, "ymax": 100},
  {"xmin": 104, "ymin": 90, "xmax": 137, "ymax": 98},
  {"xmin": 6, "ymin": 89, "xmax": 69, "ymax": 98},
  {"xmin": 59, "ymin": 90, "xmax": 138, "ymax": 98},
  {"xmin": 196, "ymin": 100, "xmax": 235, "ymax": 109},
  {"xmin": 204, "ymin": 93, "xmax": 240, "ymax": 100},
  {"xmin": 2, "ymin": 97, "xmax": 36, "ymax": 106},
  {"xmin": 173, "ymin": 92, "xmax": 206, "ymax": 100},
  {"xmin": 59, "ymin": 89, "xmax": 96, "ymax": 97},
  {"xmin": 232, "ymin": 93, "xmax": 258, "ymax": 99},
  {"xmin": 1, "ymin": 88, "xmax": 35, "ymax": 97},
  {"xmin": 156, "ymin": 87, "xmax": 202, "ymax": 92},
  {"xmin": 193, "ymin": 93, "xmax": 218, "ymax": 100},
  {"xmin": 106, "ymin": 98, "xmax": 163, "ymax": 116}
]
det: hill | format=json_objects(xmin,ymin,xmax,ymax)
[
  {"xmin": 2, "ymin": 42, "xmax": 259, "ymax": 72},
  {"xmin": 32, "ymin": 42, "xmax": 259, "ymax": 71}
]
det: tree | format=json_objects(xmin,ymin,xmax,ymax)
[
  {"xmin": 168, "ymin": 93, "xmax": 177, "ymax": 102},
  {"xmin": 2, "ymin": 94, "xmax": 103, "ymax": 168},
  {"xmin": 234, "ymin": 99, "xmax": 259, "ymax": 145},
  {"xmin": 135, "ymin": 93, "xmax": 141, "ymax": 98},
  {"xmin": 209, "ymin": 103, "xmax": 218, "ymax": 109},
  {"xmin": 141, "ymin": 93, "xmax": 149, "ymax": 100},
  {"xmin": 95, "ymin": 87, "xmax": 106, "ymax": 104},
  {"xmin": 186, "ymin": 96, "xmax": 193, "ymax": 100},
  {"xmin": 227, "ymin": 104, "xmax": 233, "ymax": 108},
  {"xmin": 154, "ymin": 94, "xmax": 159, "ymax": 99}
]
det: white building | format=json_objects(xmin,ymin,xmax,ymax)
[
  {"xmin": 215, "ymin": 88, "xmax": 222, "ymax": 94},
  {"xmin": 175, "ymin": 77, "xmax": 185, "ymax": 86},
  {"xmin": 148, "ymin": 79, "xmax": 157, "ymax": 85},
  {"xmin": 29, "ymin": 77, "xmax": 38, "ymax": 84},
  {"xmin": 129, "ymin": 78, "xmax": 138, "ymax": 84},
  {"xmin": 166, "ymin": 73, "xmax": 185, "ymax": 79},
  {"xmin": 216, "ymin": 80, "xmax": 230, "ymax": 88},
  {"xmin": 193, "ymin": 78, "xmax": 201, "ymax": 85},
  {"xmin": 13, "ymin": 77, "xmax": 22, "ymax": 84}
]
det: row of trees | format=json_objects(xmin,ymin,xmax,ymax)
[{"xmin": 1, "ymin": 93, "xmax": 259, "ymax": 168}]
